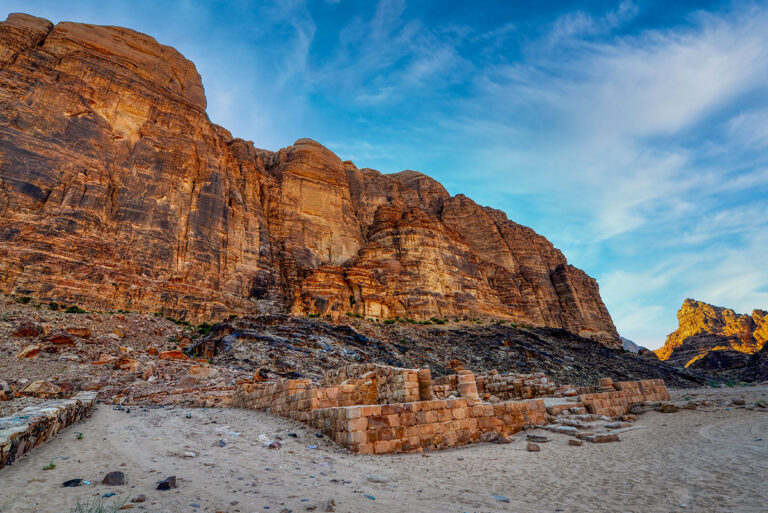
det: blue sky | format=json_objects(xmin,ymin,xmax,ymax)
[{"xmin": 4, "ymin": 0, "xmax": 768, "ymax": 348}]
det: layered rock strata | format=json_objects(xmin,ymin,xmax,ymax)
[
  {"xmin": 657, "ymin": 299, "xmax": 768, "ymax": 367},
  {"xmin": 0, "ymin": 13, "xmax": 618, "ymax": 345}
]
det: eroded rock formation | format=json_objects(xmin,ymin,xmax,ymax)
[
  {"xmin": 657, "ymin": 299, "xmax": 768, "ymax": 367},
  {"xmin": 0, "ymin": 13, "xmax": 619, "ymax": 345}
]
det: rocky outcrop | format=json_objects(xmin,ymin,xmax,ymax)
[
  {"xmin": 0, "ymin": 13, "xmax": 619, "ymax": 346},
  {"xmin": 657, "ymin": 299, "xmax": 768, "ymax": 370}
]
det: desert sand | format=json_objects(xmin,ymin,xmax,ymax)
[{"xmin": 1, "ymin": 386, "xmax": 766, "ymax": 513}]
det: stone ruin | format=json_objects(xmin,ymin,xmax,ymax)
[{"xmin": 228, "ymin": 364, "xmax": 670, "ymax": 455}]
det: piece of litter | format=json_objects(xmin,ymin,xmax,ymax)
[
  {"xmin": 364, "ymin": 494, "xmax": 375, "ymax": 501},
  {"xmin": 308, "ymin": 444, "xmax": 318, "ymax": 449}
]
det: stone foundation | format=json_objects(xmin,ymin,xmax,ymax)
[
  {"xmin": 578, "ymin": 378, "xmax": 670, "ymax": 417},
  {"xmin": 231, "ymin": 364, "xmax": 671, "ymax": 455},
  {"xmin": 0, "ymin": 391, "xmax": 96, "ymax": 468}
]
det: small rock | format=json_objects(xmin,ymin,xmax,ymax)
[
  {"xmin": 267, "ymin": 441, "xmax": 282, "ymax": 450},
  {"xmin": 495, "ymin": 432, "xmax": 513, "ymax": 444},
  {"xmin": 568, "ymin": 439, "xmax": 583, "ymax": 447},
  {"xmin": 732, "ymin": 399, "xmax": 745, "ymax": 406},
  {"xmin": 156, "ymin": 476, "xmax": 177, "ymax": 490},
  {"xmin": 102, "ymin": 471, "xmax": 125, "ymax": 486},
  {"xmin": 479, "ymin": 431, "xmax": 498, "ymax": 443},
  {"xmin": 323, "ymin": 498, "xmax": 336, "ymax": 512},
  {"xmin": 366, "ymin": 475, "xmax": 390, "ymax": 484},
  {"xmin": 491, "ymin": 494, "xmax": 510, "ymax": 503},
  {"xmin": 660, "ymin": 404, "xmax": 679, "ymax": 413},
  {"xmin": 588, "ymin": 434, "xmax": 620, "ymax": 443},
  {"xmin": 62, "ymin": 479, "xmax": 83, "ymax": 487},
  {"xmin": 217, "ymin": 440, "xmax": 227, "ymax": 447},
  {"xmin": 183, "ymin": 451, "xmax": 197, "ymax": 458},
  {"xmin": 527, "ymin": 442, "xmax": 541, "ymax": 452},
  {"xmin": 526, "ymin": 434, "xmax": 549, "ymax": 443},
  {"xmin": 131, "ymin": 495, "xmax": 147, "ymax": 503},
  {"xmin": 119, "ymin": 506, "xmax": 134, "ymax": 510}
]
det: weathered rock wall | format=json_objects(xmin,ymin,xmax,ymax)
[{"xmin": 0, "ymin": 13, "xmax": 619, "ymax": 345}]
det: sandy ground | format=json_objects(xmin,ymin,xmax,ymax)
[{"xmin": 1, "ymin": 386, "xmax": 766, "ymax": 513}]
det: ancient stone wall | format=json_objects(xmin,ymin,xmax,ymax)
[
  {"xmin": 0, "ymin": 391, "xmax": 96, "ymax": 468},
  {"xmin": 578, "ymin": 379, "xmax": 670, "ymax": 417},
  {"xmin": 230, "ymin": 364, "xmax": 670, "ymax": 454},
  {"xmin": 308, "ymin": 398, "xmax": 547, "ymax": 455}
]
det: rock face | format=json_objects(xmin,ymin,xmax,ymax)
[
  {"xmin": 657, "ymin": 299, "xmax": 768, "ymax": 368},
  {"xmin": 0, "ymin": 13, "xmax": 619, "ymax": 345}
]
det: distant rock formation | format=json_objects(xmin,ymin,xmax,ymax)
[
  {"xmin": 0, "ymin": 13, "xmax": 619, "ymax": 346},
  {"xmin": 657, "ymin": 299, "xmax": 768, "ymax": 373},
  {"xmin": 621, "ymin": 337, "xmax": 641, "ymax": 353}
]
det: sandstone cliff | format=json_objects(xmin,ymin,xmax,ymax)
[
  {"xmin": 657, "ymin": 299, "xmax": 768, "ymax": 367},
  {"xmin": 0, "ymin": 13, "xmax": 619, "ymax": 345}
]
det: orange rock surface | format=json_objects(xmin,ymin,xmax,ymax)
[
  {"xmin": 656, "ymin": 299, "xmax": 768, "ymax": 362},
  {"xmin": 0, "ymin": 13, "xmax": 619, "ymax": 346}
]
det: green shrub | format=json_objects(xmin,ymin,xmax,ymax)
[
  {"xmin": 197, "ymin": 322, "xmax": 213, "ymax": 335},
  {"xmin": 48, "ymin": 302, "xmax": 59, "ymax": 311},
  {"xmin": 43, "ymin": 461, "xmax": 55, "ymax": 470},
  {"xmin": 64, "ymin": 305, "xmax": 87, "ymax": 314},
  {"xmin": 308, "ymin": 313, "xmax": 321, "ymax": 318},
  {"xmin": 383, "ymin": 319, "xmax": 396, "ymax": 325},
  {"xmin": 15, "ymin": 296, "xmax": 32, "ymax": 304}
]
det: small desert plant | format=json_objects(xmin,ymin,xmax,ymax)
[
  {"xmin": 42, "ymin": 461, "xmax": 56, "ymax": 470},
  {"xmin": 64, "ymin": 305, "xmax": 87, "ymax": 314},
  {"xmin": 307, "ymin": 313, "xmax": 321, "ymax": 318},
  {"xmin": 76, "ymin": 432, "xmax": 84, "ymax": 440},
  {"xmin": 48, "ymin": 302, "xmax": 59, "ymax": 311},
  {"xmin": 15, "ymin": 296, "xmax": 32, "ymax": 304},
  {"xmin": 197, "ymin": 322, "xmax": 213, "ymax": 335},
  {"xmin": 70, "ymin": 497, "xmax": 126, "ymax": 513}
]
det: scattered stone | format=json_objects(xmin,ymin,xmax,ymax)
[
  {"xmin": 19, "ymin": 380, "xmax": 63, "ymax": 398},
  {"xmin": 479, "ymin": 431, "xmax": 498, "ymax": 443},
  {"xmin": 183, "ymin": 451, "xmax": 197, "ymax": 458},
  {"xmin": 660, "ymin": 403, "xmax": 679, "ymax": 413},
  {"xmin": 526, "ymin": 434, "xmax": 549, "ymax": 443},
  {"xmin": 491, "ymin": 494, "xmax": 510, "ymax": 503},
  {"xmin": 323, "ymin": 499, "xmax": 336, "ymax": 512},
  {"xmin": 156, "ymin": 476, "xmax": 177, "ymax": 490},
  {"xmin": 62, "ymin": 479, "xmax": 83, "ymax": 487},
  {"xmin": 131, "ymin": 495, "xmax": 147, "ymax": 503},
  {"xmin": 119, "ymin": 505, "xmax": 134, "ymax": 510},
  {"xmin": 16, "ymin": 345, "xmax": 41, "ymax": 359},
  {"xmin": 267, "ymin": 441, "xmax": 282, "ymax": 450},
  {"xmin": 11, "ymin": 322, "xmax": 44, "ymax": 338},
  {"xmin": 526, "ymin": 442, "xmax": 541, "ymax": 452},
  {"xmin": 218, "ymin": 439, "xmax": 227, "ymax": 447},
  {"xmin": 495, "ymin": 432, "xmax": 513, "ymax": 444},
  {"xmin": 159, "ymin": 350, "xmax": 190, "ymax": 361},
  {"xmin": 102, "ymin": 471, "xmax": 125, "ymax": 486},
  {"xmin": 732, "ymin": 399, "xmax": 745, "ymax": 406},
  {"xmin": 568, "ymin": 439, "xmax": 583, "ymax": 446},
  {"xmin": 587, "ymin": 434, "xmax": 620, "ymax": 443},
  {"xmin": 65, "ymin": 327, "xmax": 92, "ymax": 338},
  {"xmin": 366, "ymin": 475, "xmax": 390, "ymax": 484}
]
